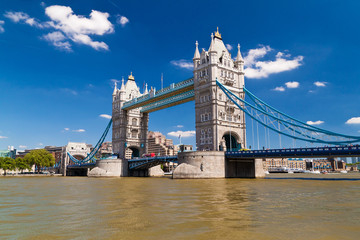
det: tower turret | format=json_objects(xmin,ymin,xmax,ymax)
[{"xmin": 235, "ymin": 44, "xmax": 244, "ymax": 71}]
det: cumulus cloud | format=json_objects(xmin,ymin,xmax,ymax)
[
  {"xmin": 64, "ymin": 128, "xmax": 70, "ymax": 131},
  {"xmin": 170, "ymin": 59, "xmax": 193, "ymax": 70},
  {"xmin": 42, "ymin": 31, "xmax": 71, "ymax": 51},
  {"xmin": 314, "ymin": 81, "xmax": 327, "ymax": 87},
  {"xmin": 18, "ymin": 145, "xmax": 27, "ymax": 149},
  {"xmin": 0, "ymin": 136, "xmax": 8, "ymax": 139},
  {"xmin": 346, "ymin": 117, "xmax": 360, "ymax": 124},
  {"xmin": 226, "ymin": 44, "xmax": 233, "ymax": 51},
  {"xmin": 5, "ymin": 6, "xmax": 115, "ymax": 51},
  {"xmin": 73, "ymin": 129, "xmax": 86, "ymax": 132},
  {"xmin": 0, "ymin": 20, "xmax": 4, "ymax": 33},
  {"xmin": 285, "ymin": 81, "xmax": 299, "ymax": 88},
  {"xmin": 99, "ymin": 114, "xmax": 112, "ymax": 119},
  {"xmin": 4, "ymin": 11, "xmax": 44, "ymax": 28},
  {"xmin": 168, "ymin": 130, "xmax": 195, "ymax": 138},
  {"xmin": 244, "ymin": 45, "xmax": 303, "ymax": 79},
  {"xmin": 117, "ymin": 15, "xmax": 129, "ymax": 26},
  {"xmin": 176, "ymin": 125, "xmax": 184, "ymax": 128},
  {"xmin": 45, "ymin": 5, "xmax": 114, "ymax": 51},
  {"xmin": 273, "ymin": 86, "xmax": 285, "ymax": 92},
  {"xmin": 307, "ymin": 120, "xmax": 324, "ymax": 125}
]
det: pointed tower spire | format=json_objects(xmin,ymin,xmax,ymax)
[
  {"xmin": 144, "ymin": 83, "xmax": 148, "ymax": 94},
  {"xmin": 209, "ymin": 32, "xmax": 215, "ymax": 52},
  {"xmin": 236, "ymin": 44, "xmax": 244, "ymax": 62},
  {"xmin": 193, "ymin": 41, "xmax": 200, "ymax": 60},
  {"xmin": 112, "ymin": 81, "xmax": 117, "ymax": 96},
  {"xmin": 120, "ymin": 77, "xmax": 125, "ymax": 91}
]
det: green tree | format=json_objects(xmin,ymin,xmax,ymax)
[
  {"xmin": 24, "ymin": 149, "xmax": 55, "ymax": 173},
  {"xmin": 15, "ymin": 157, "xmax": 31, "ymax": 174},
  {"xmin": 0, "ymin": 157, "xmax": 16, "ymax": 176}
]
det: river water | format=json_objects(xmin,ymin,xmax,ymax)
[{"xmin": 0, "ymin": 176, "xmax": 359, "ymax": 240}]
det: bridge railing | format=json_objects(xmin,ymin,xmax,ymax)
[
  {"xmin": 226, "ymin": 145, "xmax": 360, "ymax": 157},
  {"xmin": 122, "ymin": 78, "xmax": 194, "ymax": 109},
  {"xmin": 140, "ymin": 90, "xmax": 194, "ymax": 112}
]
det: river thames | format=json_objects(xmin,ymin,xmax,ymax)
[{"xmin": 1, "ymin": 176, "xmax": 359, "ymax": 240}]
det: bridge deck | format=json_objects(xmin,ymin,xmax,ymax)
[
  {"xmin": 226, "ymin": 146, "xmax": 360, "ymax": 159},
  {"xmin": 122, "ymin": 78, "xmax": 194, "ymax": 111},
  {"xmin": 128, "ymin": 156, "xmax": 178, "ymax": 170}
]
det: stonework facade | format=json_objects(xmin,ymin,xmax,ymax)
[
  {"xmin": 112, "ymin": 73, "xmax": 149, "ymax": 159},
  {"xmin": 193, "ymin": 29, "xmax": 246, "ymax": 151},
  {"xmin": 147, "ymin": 131, "xmax": 175, "ymax": 156}
]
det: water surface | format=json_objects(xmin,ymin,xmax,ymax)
[{"xmin": 0, "ymin": 176, "xmax": 359, "ymax": 239}]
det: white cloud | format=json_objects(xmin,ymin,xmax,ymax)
[
  {"xmin": 176, "ymin": 125, "xmax": 184, "ymax": 128},
  {"xmin": 0, "ymin": 136, "xmax": 8, "ymax": 139},
  {"xmin": 42, "ymin": 31, "xmax": 71, "ymax": 51},
  {"xmin": 4, "ymin": 11, "xmax": 44, "ymax": 28},
  {"xmin": 168, "ymin": 130, "xmax": 195, "ymax": 138},
  {"xmin": 273, "ymin": 86, "xmax": 285, "ymax": 92},
  {"xmin": 244, "ymin": 45, "xmax": 303, "ymax": 79},
  {"xmin": 117, "ymin": 15, "xmax": 129, "ymax": 26},
  {"xmin": 346, "ymin": 117, "xmax": 360, "ymax": 124},
  {"xmin": 5, "ymin": 6, "xmax": 115, "ymax": 51},
  {"xmin": 244, "ymin": 45, "xmax": 272, "ymax": 67},
  {"xmin": 73, "ymin": 129, "xmax": 85, "ymax": 132},
  {"xmin": 226, "ymin": 44, "xmax": 233, "ymax": 51},
  {"xmin": 64, "ymin": 128, "xmax": 70, "ymax": 131},
  {"xmin": 170, "ymin": 59, "xmax": 193, "ymax": 70},
  {"xmin": 18, "ymin": 145, "xmax": 27, "ymax": 149},
  {"xmin": 307, "ymin": 120, "xmax": 324, "ymax": 125},
  {"xmin": 314, "ymin": 81, "xmax": 327, "ymax": 87},
  {"xmin": 285, "ymin": 81, "xmax": 299, "ymax": 88},
  {"xmin": 99, "ymin": 114, "xmax": 112, "ymax": 119},
  {"xmin": 45, "ymin": 5, "xmax": 113, "ymax": 51},
  {"xmin": 0, "ymin": 20, "xmax": 4, "ymax": 33}
]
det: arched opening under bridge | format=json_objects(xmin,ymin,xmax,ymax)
[
  {"xmin": 126, "ymin": 146, "xmax": 140, "ymax": 159},
  {"xmin": 223, "ymin": 132, "xmax": 240, "ymax": 151}
]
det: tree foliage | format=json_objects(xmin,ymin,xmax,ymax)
[
  {"xmin": 15, "ymin": 157, "xmax": 31, "ymax": 173},
  {"xmin": 0, "ymin": 157, "xmax": 16, "ymax": 175},
  {"xmin": 24, "ymin": 149, "xmax": 55, "ymax": 173}
]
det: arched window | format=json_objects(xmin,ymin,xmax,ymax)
[{"xmin": 132, "ymin": 118, "xmax": 137, "ymax": 126}]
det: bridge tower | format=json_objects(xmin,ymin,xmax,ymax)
[
  {"xmin": 112, "ymin": 73, "xmax": 149, "ymax": 159},
  {"xmin": 193, "ymin": 28, "xmax": 246, "ymax": 151}
]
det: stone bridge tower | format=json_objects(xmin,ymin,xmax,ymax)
[
  {"xmin": 112, "ymin": 73, "xmax": 149, "ymax": 159},
  {"xmin": 193, "ymin": 29, "xmax": 246, "ymax": 151}
]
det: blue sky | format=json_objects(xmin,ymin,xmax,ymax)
[{"xmin": 1, "ymin": 0, "xmax": 360, "ymax": 151}]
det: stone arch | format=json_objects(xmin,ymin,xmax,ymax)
[
  {"xmin": 222, "ymin": 131, "xmax": 241, "ymax": 151},
  {"xmin": 126, "ymin": 146, "xmax": 140, "ymax": 159}
]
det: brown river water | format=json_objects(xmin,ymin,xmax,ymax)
[{"xmin": 0, "ymin": 175, "xmax": 359, "ymax": 240}]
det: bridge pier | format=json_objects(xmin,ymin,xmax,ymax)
[
  {"xmin": 173, "ymin": 151, "xmax": 265, "ymax": 179},
  {"xmin": 88, "ymin": 159, "xmax": 128, "ymax": 177}
]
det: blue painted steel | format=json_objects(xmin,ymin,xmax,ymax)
[
  {"xmin": 216, "ymin": 80, "xmax": 360, "ymax": 145},
  {"xmin": 226, "ymin": 145, "xmax": 360, "ymax": 158},
  {"xmin": 244, "ymin": 87, "xmax": 359, "ymax": 138},
  {"xmin": 122, "ymin": 78, "xmax": 194, "ymax": 110},
  {"xmin": 128, "ymin": 156, "xmax": 178, "ymax": 170},
  {"xmin": 67, "ymin": 162, "xmax": 96, "ymax": 168},
  {"xmin": 67, "ymin": 119, "xmax": 112, "ymax": 164},
  {"xmin": 140, "ymin": 90, "xmax": 194, "ymax": 112}
]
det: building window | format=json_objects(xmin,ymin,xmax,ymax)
[{"xmin": 132, "ymin": 118, "xmax": 137, "ymax": 126}]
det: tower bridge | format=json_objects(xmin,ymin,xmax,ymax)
[{"xmin": 62, "ymin": 29, "xmax": 360, "ymax": 178}]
